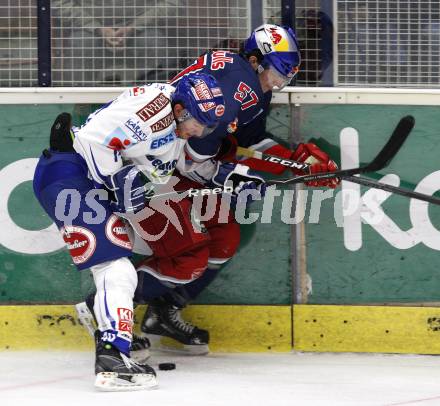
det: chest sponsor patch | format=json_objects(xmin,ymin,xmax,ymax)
[
  {"xmin": 136, "ymin": 93, "xmax": 170, "ymax": 122},
  {"xmin": 151, "ymin": 111, "xmax": 174, "ymax": 133},
  {"xmin": 124, "ymin": 118, "xmax": 148, "ymax": 141},
  {"xmin": 104, "ymin": 128, "xmax": 132, "ymax": 150},
  {"xmin": 150, "ymin": 131, "xmax": 176, "ymax": 149},
  {"xmin": 147, "ymin": 155, "xmax": 178, "ymax": 178}
]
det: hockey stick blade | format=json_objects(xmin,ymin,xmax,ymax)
[
  {"xmin": 268, "ymin": 115, "xmax": 415, "ymax": 186},
  {"xmin": 362, "ymin": 115, "xmax": 415, "ymax": 172}
]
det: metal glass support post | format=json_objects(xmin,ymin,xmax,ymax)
[
  {"xmin": 282, "ymin": 0, "xmax": 294, "ymax": 27},
  {"xmin": 37, "ymin": 0, "xmax": 51, "ymax": 86},
  {"xmin": 250, "ymin": 0, "xmax": 263, "ymax": 29}
]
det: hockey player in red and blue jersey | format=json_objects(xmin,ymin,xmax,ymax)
[
  {"xmin": 170, "ymin": 24, "xmax": 339, "ymax": 185},
  {"xmin": 125, "ymin": 25, "xmax": 341, "ymax": 356}
]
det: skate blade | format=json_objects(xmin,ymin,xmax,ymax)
[
  {"xmin": 130, "ymin": 348, "xmax": 151, "ymax": 364},
  {"xmin": 146, "ymin": 334, "xmax": 209, "ymax": 356},
  {"xmin": 94, "ymin": 372, "xmax": 158, "ymax": 392}
]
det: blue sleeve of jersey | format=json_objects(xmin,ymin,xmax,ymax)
[{"xmin": 234, "ymin": 91, "xmax": 272, "ymax": 147}]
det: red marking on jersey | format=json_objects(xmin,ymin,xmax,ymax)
[
  {"xmin": 131, "ymin": 86, "xmax": 145, "ymax": 96},
  {"xmin": 61, "ymin": 226, "xmax": 96, "ymax": 265},
  {"xmin": 215, "ymin": 104, "xmax": 225, "ymax": 117},
  {"xmin": 117, "ymin": 308, "xmax": 133, "ymax": 333},
  {"xmin": 123, "ymin": 139, "xmax": 131, "ymax": 146},
  {"xmin": 227, "ymin": 118, "xmax": 238, "ymax": 133},
  {"xmin": 268, "ymin": 27, "xmax": 282, "ymax": 44},
  {"xmin": 170, "ymin": 54, "xmax": 207, "ymax": 83},
  {"xmin": 108, "ymin": 137, "xmax": 125, "ymax": 150},
  {"xmin": 210, "ymin": 50, "xmax": 234, "ymax": 70},
  {"xmin": 233, "ymin": 82, "xmax": 259, "ymax": 110},
  {"xmin": 105, "ymin": 215, "xmax": 133, "ymax": 249}
]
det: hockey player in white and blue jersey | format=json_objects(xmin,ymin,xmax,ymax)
[{"xmin": 33, "ymin": 73, "xmax": 227, "ymax": 391}]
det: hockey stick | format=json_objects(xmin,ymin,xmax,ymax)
[
  {"xmin": 343, "ymin": 175, "xmax": 440, "ymax": 205},
  {"xmin": 151, "ymin": 116, "xmax": 415, "ymax": 201},
  {"xmin": 238, "ymin": 146, "xmax": 440, "ymax": 205},
  {"xmin": 259, "ymin": 115, "xmax": 415, "ymax": 186},
  {"xmin": 237, "ymin": 116, "xmax": 440, "ymax": 205}
]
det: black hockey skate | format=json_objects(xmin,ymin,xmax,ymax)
[
  {"xmin": 75, "ymin": 293, "xmax": 151, "ymax": 363},
  {"xmin": 95, "ymin": 335, "xmax": 157, "ymax": 391},
  {"xmin": 140, "ymin": 297, "xmax": 209, "ymax": 355}
]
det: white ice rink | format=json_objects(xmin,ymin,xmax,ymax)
[{"xmin": 1, "ymin": 351, "xmax": 440, "ymax": 406}]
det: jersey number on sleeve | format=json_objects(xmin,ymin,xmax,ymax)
[{"xmin": 233, "ymin": 82, "xmax": 259, "ymax": 110}]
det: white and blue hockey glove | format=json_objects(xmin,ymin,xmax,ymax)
[
  {"xmin": 107, "ymin": 165, "xmax": 154, "ymax": 214},
  {"xmin": 211, "ymin": 162, "xmax": 266, "ymax": 207}
]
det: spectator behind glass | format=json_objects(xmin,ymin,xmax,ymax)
[{"xmin": 52, "ymin": 0, "xmax": 183, "ymax": 86}]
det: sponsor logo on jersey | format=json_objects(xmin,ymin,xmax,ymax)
[
  {"xmin": 150, "ymin": 112, "xmax": 175, "ymax": 134},
  {"xmin": 124, "ymin": 118, "xmax": 148, "ymax": 141},
  {"xmin": 150, "ymin": 131, "xmax": 176, "ymax": 150},
  {"xmin": 117, "ymin": 308, "xmax": 133, "ymax": 333},
  {"xmin": 210, "ymin": 50, "xmax": 234, "ymax": 70},
  {"xmin": 130, "ymin": 86, "xmax": 146, "ymax": 96},
  {"xmin": 146, "ymin": 155, "xmax": 178, "ymax": 178},
  {"xmin": 61, "ymin": 225, "xmax": 96, "ymax": 265},
  {"xmin": 212, "ymin": 87, "xmax": 223, "ymax": 98},
  {"xmin": 104, "ymin": 128, "xmax": 132, "ymax": 150},
  {"xmin": 215, "ymin": 104, "xmax": 225, "ymax": 117},
  {"xmin": 227, "ymin": 118, "xmax": 238, "ymax": 133},
  {"xmin": 136, "ymin": 93, "xmax": 170, "ymax": 122},
  {"xmin": 105, "ymin": 215, "xmax": 132, "ymax": 249}
]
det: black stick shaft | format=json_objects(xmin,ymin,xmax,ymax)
[{"xmin": 344, "ymin": 176, "xmax": 440, "ymax": 205}]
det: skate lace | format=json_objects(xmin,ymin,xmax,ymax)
[{"xmin": 168, "ymin": 307, "xmax": 195, "ymax": 334}]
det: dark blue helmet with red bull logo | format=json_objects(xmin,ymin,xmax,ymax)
[
  {"xmin": 244, "ymin": 24, "xmax": 301, "ymax": 89},
  {"xmin": 172, "ymin": 72, "xmax": 225, "ymax": 136}
]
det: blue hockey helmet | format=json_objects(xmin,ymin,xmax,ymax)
[
  {"xmin": 172, "ymin": 72, "xmax": 225, "ymax": 135},
  {"xmin": 244, "ymin": 24, "xmax": 301, "ymax": 88}
]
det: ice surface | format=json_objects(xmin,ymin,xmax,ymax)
[{"xmin": 1, "ymin": 351, "xmax": 440, "ymax": 406}]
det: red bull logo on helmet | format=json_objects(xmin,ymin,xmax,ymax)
[
  {"xmin": 268, "ymin": 27, "xmax": 282, "ymax": 45},
  {"xmin": 257, "ymin": 25, "xmax": 296, "ymax": 54}
]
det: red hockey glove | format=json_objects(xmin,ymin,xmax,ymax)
[{"xmin": 291, "ymin": 143, "xmax": 340, "ymax": 188}]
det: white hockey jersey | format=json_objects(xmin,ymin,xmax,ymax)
[{"xmin": 73, "ymin": 83, "xmax": 186, "ymax": 186}]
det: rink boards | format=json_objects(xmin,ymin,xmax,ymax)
[{"xmin": 2, "ymin": 304, "xmax": 440, "ymax": 354}]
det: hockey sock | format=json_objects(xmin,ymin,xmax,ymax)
[
  {"xmin": 135, "ymin": 270, "xmax": 176, "ymax": 303},
  {"xmin": 178, "ymin": 267, "xmax": 221, "ymax": 300}
]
